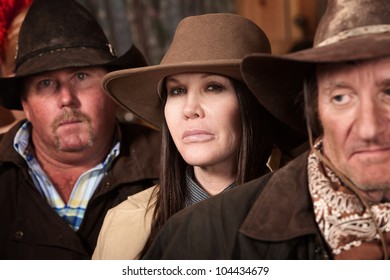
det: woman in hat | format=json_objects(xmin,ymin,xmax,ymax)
[{"xmin": 93, "ymin": 13, "xmax": 306, "ymax": 260}]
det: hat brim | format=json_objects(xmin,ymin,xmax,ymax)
[
  {"xmin": 0, "ymin": 45, "xmax": 147, "ymax": 110},
  {"xmin": 241, "ymin": 32, "xmax": 390, "ymax": 133},
  {"xmin": 103, "ymin": 59, "xmax": 242, "ymax": 129}
]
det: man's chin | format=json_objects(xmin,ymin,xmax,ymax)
[
  {"xmin": 55, "ymin": 138, "xmax": 94, "ymax": 152},
  {"xmin": 351, "ymin": 174, "xmax": 390, "ymax": 194}
]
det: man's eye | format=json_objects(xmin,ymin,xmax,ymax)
[
  {"xmin": 38, "ymin": 79, "xmax": 53, "ymax": 88},
  {"xmin": 332, "ymin": 94, "xmax": 351, "ymax": 105},
  {"xmin": 384, "ymin": 88, "xmax": 390, "ymax": 96},
  {"xmin": 76, "ymin": 72, "xmax": 87, "ymax": 80}
]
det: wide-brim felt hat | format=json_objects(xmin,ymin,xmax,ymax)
[
  {"xmin": 103, "ymin": 13, "xmax": 271, "ymax": 129},
  {"xmin": 0, "ymin": 0, "xmax": 147, "ymax": 110},
  {"xmin": 241, "ymin": 0, "xmax": 390, "ymax": 134}
]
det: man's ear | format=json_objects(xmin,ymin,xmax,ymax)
[{"xmin": 21, "ymin": 100, "xmax": 30, "ymax": 121}]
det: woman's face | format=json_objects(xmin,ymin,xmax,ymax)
[{"xmin": 164, "ymin": 73, "xmax": 242, "ymax": 170}]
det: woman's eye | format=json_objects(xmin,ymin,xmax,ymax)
[
  {"xmin": 206, "ymin": 83, "xmax": 224, "ymax": 92},
  {"xmin": 168, "ymin": 87, "xmax": 186, "ymax": 96}
]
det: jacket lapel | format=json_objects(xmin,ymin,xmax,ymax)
[{"xmin": 240, "ymin": 152, "xmax": 320, "ymax": 241}]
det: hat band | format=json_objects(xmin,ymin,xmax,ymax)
[
  {"xmin": 317, "ymin": 24, "xmax": 390, "ymax": 47},
  {"xmin": 15, "ymin": 43, "xmax": 117, "ymax": 69}
]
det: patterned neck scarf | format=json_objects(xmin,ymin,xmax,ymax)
[{"xmin": 308, "ymin": 139, "xmax": 390, "ymax": 259}]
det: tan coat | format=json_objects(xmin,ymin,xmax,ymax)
[{"xmin": 92, "ymin": 186, "xmax": 156, "ymax": 260}]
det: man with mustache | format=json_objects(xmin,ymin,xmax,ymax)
[
  {"xmin": 143, "ymin": 0, "xmax": 390, "ymax": 260},
  {"xmin": 0, "ymin": 0, "xmax": 160, "ymax": 259}
]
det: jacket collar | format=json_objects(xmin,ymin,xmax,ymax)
[
  {"xmin": 0, "ymin": 120, "xmax": 26, "ymax": 167},
  {"xmin": 240, "ymin": 151, "xmax": 320, "ymax": 241},
  {"xmin": 104, "ymin": 122, "xmax": 160, "ymax": 187}
]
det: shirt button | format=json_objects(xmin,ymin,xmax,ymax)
[
  {"xmin": 15, "ymin": 231, "xmax": 24, "ymax": 239},
  {"xmin": 105, "ymin": 182, "xmax": 111, "ymax": 188}
]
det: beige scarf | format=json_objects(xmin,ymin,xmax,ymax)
[{"xmin": 308, "ymin": 140, "xmax": 390, "ymax": 259}]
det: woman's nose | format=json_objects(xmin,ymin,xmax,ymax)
[{"xmin": 182, "ymin": 92, "xmax": 204, "ymax": 119}]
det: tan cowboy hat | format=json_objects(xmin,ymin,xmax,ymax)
[
  {"xmin": 241, "ymin": 0, "xmax": 390, "ymax": 134},
  {"xmin": 103, "ymin": 13, "xmax": 271, "ymax": 129},
  {"xmin": 0, "ymin": 0, "xmax": 147, "ymax": 110}
]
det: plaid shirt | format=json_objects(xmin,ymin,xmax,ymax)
[{"xmin": 13, "ymin": 121, "xmax": 120, "ymax": 231}]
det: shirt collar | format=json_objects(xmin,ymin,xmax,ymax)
[{"xmin": 185, "ymin": 167, "xmax": 235, "ymax": 206}]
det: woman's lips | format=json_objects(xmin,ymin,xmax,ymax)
[{"xmin": 182, "ymin": 129, "xmax": 214, "ymax": 143}]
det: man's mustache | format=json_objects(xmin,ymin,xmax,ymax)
[
  {"xmin": 347, "ymin": 137, "xmax": 390, "ymax": 155},
  {"xmin": 51, "ymin": 109, "xmax": 91, "ymax": 131}
]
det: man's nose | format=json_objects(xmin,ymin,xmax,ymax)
[
  {"xmin": 58, "ymin": 84, "xmax": 77, "ymax": 107},
  {"xmin": 355, "ymin": 98, "xmax": 386, "ymax": 141}
]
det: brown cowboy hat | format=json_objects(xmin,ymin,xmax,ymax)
[
  {"xmin": 103, "ymin": 13, "xmax": 271, "ymax": 129},
  {"xmin": 0, "ymin": 0, "xmax": 147, "ymax": 110},
  {"xmin": 241, "ymin": 0, "xmax": 390, "ymax": 134}
]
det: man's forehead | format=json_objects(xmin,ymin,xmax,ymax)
[
  {"xmin": 316, "ymin": 61, "xmax": 359, "ymax": 77},
  {"xmin": 27, "ymin": 66, "xmax": 107, "ymax": 79},
  {"xmin": 316, "ymin": 57, "xmax": 390, "ymax": 82}
]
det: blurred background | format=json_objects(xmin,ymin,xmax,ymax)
[
  {"xmin": 1, "ymin": 0, "xmax": 327, "ymax": 130},
  {"xmin": 78, "ymin": 0, "xmax": 327, "ymax": 62}
]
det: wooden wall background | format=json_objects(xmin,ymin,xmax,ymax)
[{"xmin": 78, "ymin": 0, "xmax": 326, "ymax": 62}]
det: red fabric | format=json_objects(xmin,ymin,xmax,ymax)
[{"xmin": 0, "ymin": 0, "xmax": 33, "ymax": 51}]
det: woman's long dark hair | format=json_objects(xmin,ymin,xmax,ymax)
[{"xmin": 139, "ymin": 77, "xmax": 275, "ymax": 258}]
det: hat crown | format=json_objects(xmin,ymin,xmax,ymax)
[
  {"xmin": 16, "ymin": 0, "xmax": 114, "ymax": 71},
  {"xmin": 314, "ymin": 0, "xmax": 390, "ymax": 47},
  {"xmin": 161, "ymin": 13, "xmax": 271, "ymax": 65}
]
